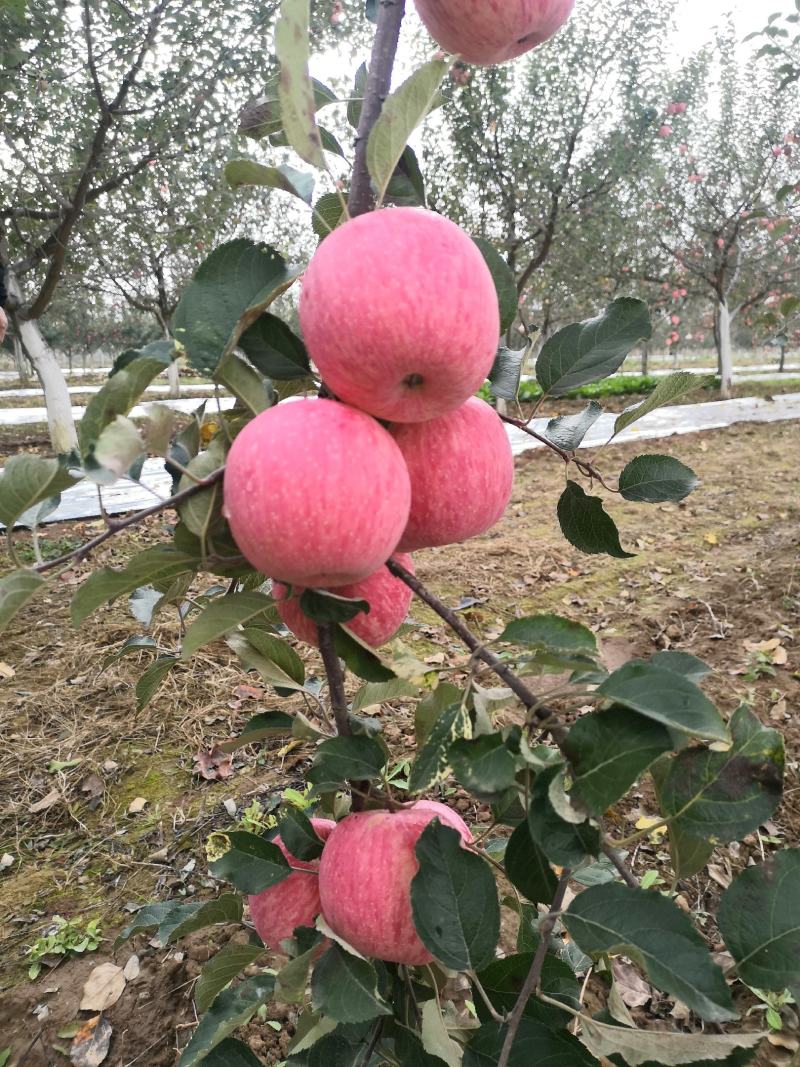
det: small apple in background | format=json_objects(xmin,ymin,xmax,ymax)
[
  {"xmin": 413, "ymin": 0, "xmax": 575, "ymax": 66},
  {"xmin": 318, "ymin": 801, "xmax": 472, "ymax": 965},
  {"xmin": 299, "ymin": 208, "xmax": 499, "ymax": 423},
  {"xmin": 223, "ymin": 398, "xmax": 411, "ymax": 587},
  {"xmin": 274, "ymin": 553, "xmax": 415, "ymax": 649},
  {"xmin": 0, "ymin": 307, "xmax": 7, "ymax": 345},
  {"xmin": 249, "ymin": 818, "xmax": 336, "ymax": 951},
  {"xmin": 391, "ymin": 396, "xmax": 515, "ymax": 552}
]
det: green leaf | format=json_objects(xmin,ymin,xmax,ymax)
[
  {"xmin": 279, "ymin": 808, "xmax": 325, "ymax": 861},
  {"xmin": 136, "ymin": 655, "xmax": 178, "ymax": 711},
  {"xmin": 366, "ymin": 58, "xmax": 448, "ymax": 204},
  {"xmin": 473, "ymin": 237, "xmax": 517, "ymax": 334},
  {"xmin": 618, "ymin": 455, "xmax": 699, "ymax": 504},
  {"xmin": 334, "ymin": 624, "xmax": 396, "ymax": 683},
  {"xmin": 597, "ymin": 662, "xmax": 728, "ymax": 742},
  {"xmin": 79, "ymin": 341, "xmax": 176, "ymax": 455},
  {"xmin": 536, "ymin": 298, "xmax": 652, "ymax": 396},
  {"xmin": 504, "ymin": 820, "xmax": 558, "ymax": 905},
  {"xmin": 464, "ymin": 1018, "xmax": 596, "ymax": 1066},
  {"xmin": 307, "ymin": 735, "xmax": 387, "ymax": 791},
  {"xmin": 312, "ymin": 191, "xmax": 347, "ymax": 239},
  {"xmin": 195, "ymin": 941, "xmax": 266, "ymax": 1013},
  {"xmin": 311, "ymin": 945, "xmax": 391, "ymax": 1023},
  {"xmin": 563, "ymin": 883, "xmax": 737, "ymax": 1022},
  {"xmin": 299, "ymin": 588, "xmax": 370, "ymax": 625},
  {"xmin": 718, "ymin": 849, "xmax": 800, "ymax": 992},
  {"xmin": 176, "ymin": 444, "xmax": 227, "ymax": 541},
  {"xmin": 528, "ymin": 766, "xmax": 600, "ymax": 867},
  {"xmin": 92, "ymin": 415, "xmax": 144, "ymax": 482},
  {"xmin": 488, "ymin": 346, "xmax": 526, "ymax": 401},
  {"xmin": 613, "ymin": 372, "xmax": 711, "ymax": 436},
  {"xmin": 347, "ymin": 61, "xmax": 367, "ymax": 127},
  {"xmin": 658, "ymin": 705, "xmax": 784, "ymax": 843},
  {"xmin": 70, "ymin": 547, "xmax": 197, "ymax": 626},
  {"xmin": 780, "ymin": 295, "xmax": 800, "ymax": 318},
  {"xmin": 209, "ymin": 831, "xmax": 291, "ymax": 894},
  {"xmin": 411, "ymin": 820, "xmax": 499, "ymax": 971},
  {"xmin": 499, "ymin": 614, "xmax": 597, "ymax": 657},
  {"xmin": 650, "ymin": 651, "xmax": 711, "ymax": 685},
  {"xmin": 225, "ymin": 159, "xmax": 314, "ymax": 203},
  {"xmin": 565, "ymin": 706, "xmax": 674, "ymax": 816},
  {"xmin": 196, "ymin": 1038, "xmax": 263, "ymax": 1067},
  {"xmin": 275, "ymin": 0, "xmax": 325, "ymax": 167},
  {"xmin": 351, "ymin": 678, "xmax": 418, "ymax": 713},
  {"xmin": 579, "ymin": 1015, "xmax": 762, "ymax": 1066},
  {"xmin": 182, "ymin": 592, "xmax": 274, "ymax": 659},
  {"xmin": 220, "ymin": 711, "xmax": 295, "ymax": 752},
  {"xmin": 419, "ymin": 999, "xmax": 463, "ymax": 1067},
  {"xmin": 117, "ymin": 896, "xmax": 243, "ymax": 948},
  {"xmin": 385, "ymin": 145, "xmax": 427, "ymax": 206},
  {"xmin": 0, "ymin": 455, "xmax": 76, "ymax": 528},
  {"xmin": 275, "ymin": 944, "xmax": 318, "ymax": 1003},
  {"xmin": 228, "ymin": 631, "xmax": 306, "ymax": 694},
  {"xmin": 666, "ymin": 823, "xmax": 715, "ymax": 881},
  {"xmin": 557, "ymin": 481, "xmax": 635, "ymax": 559},
  {"xmin": 545, "ymin": 402, "xmax": 603, "ymax": 452},
  {"xmin": 173, "ymin": 239, "xmax": 298, "ymax": 376},
  {"xmin": 177, "ymin": 972, "xmax": 275, "ymax": 1066},
  {"xmin": 238, "ymin": 313, "xmax": 311, "ymax": 380},
  {"xmin": 450, "ymin": 734, "xmax": 517, "ymax": 800},
  {"xmin": 408, "ymin": 700, "xmax": 471, "ymax": 794},
  {"xmin": 0, "ymin": 569, "xmax": 45, "ymax": 634},
  {"xmin": 213, "ymin": 351, "xmax": 273, "ymax": 416}
]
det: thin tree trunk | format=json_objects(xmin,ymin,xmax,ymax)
[
  {"xmin": 12, "ymin": 334, "xmax": 30, "ymax": 383},
  {"xmin": 167, "ymin": 358, "xmax": 180, "ymax": 399},
  {"xmin": 9, "ymin": 270, "xmax": 78, "ymax": 453},
  {"xmin": 779, "ymin": 344, "xmax": 786, "ymax": 373},
  {"xmin": 718, "ymin": 300, "xmax": 734, "ymax": 401},
  {"xmin": 641, "ymin": 343, "xmax": 649, "ymax": 376}
]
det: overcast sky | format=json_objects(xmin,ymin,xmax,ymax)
[{"xmin": 669, "ymin": 0, "xmax": 770, "ymax": 56}]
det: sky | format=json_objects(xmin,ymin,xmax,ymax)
[{"xmin": 670, "ymin": 0, "xmax": 772, "ymax": 56}]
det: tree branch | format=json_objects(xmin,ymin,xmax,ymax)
[
  {"xmin": 317, "ymin": 622, "xmax": 367, "ymax": 812},
  {"xmin": 347, "ymin": 0, "xmax": 407, "ymax": 217},
  {"xmin": 32, "ymin": 466, "xmax": 226, "ymax": 575},
  {"xmin": 498, "ymin": 869, "xmax": 572, "ymax": 1067}
]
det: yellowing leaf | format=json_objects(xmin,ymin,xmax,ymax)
[{"xmin": 635, "ymin": 815, "xmax": 667, "ymax": 841}]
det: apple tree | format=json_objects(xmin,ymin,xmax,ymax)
[{"xmin": 0, "ymin": 2, "xmax": 795, "ymax": 1066}]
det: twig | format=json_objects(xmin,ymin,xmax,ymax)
[
  {"xmin": 347, "ymin": 0, "xmax": 407, "ymax": 217},
  {"xmin": 317, "ymin": 622, "xmax": 367, "ymax": 812},
  {"xmin": 358, "ymin": 1018, "xmax": 385, "ymax": 1066},
  {"xmin": 600, "ymin": 838, "xmax": 639, "ymax": 888},
  {"xmin": 497, "ymin": 870, "xmax": 572, "ymax": 1067},
  {"xmin": 385, "ymin": 558, "xmax": 558, "ymax": 730},
  {"xmin": 498, "ymin": 413, "xmax": 618, "ymax": 492},
  {"xmin": 32, "ymin": 466, "xmax": 225, "ymax": 574},
  {"xmin": 469, "ymin": 970, "xmax": 506, "ymax": 1025}
]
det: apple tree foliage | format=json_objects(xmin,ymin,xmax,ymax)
[{"xmin": 0, "ymin": 2, "xmax": 796, "ymax": 1065}]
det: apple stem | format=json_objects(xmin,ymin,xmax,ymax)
[
  {"xmin": 497, "ymin": 869, "xmax": 572, "ymax": 1067},
  {"xmin": 348, "ymin": 0, "xmax": 407, "ymax": 218}
]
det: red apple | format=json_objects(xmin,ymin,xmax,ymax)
[
  {"xmin": 248, "ymin": 818, "xmax": 336, "ymax": 950},
  {"xmin": 0, "ymin": 307, "xmax": 7, "ymax": 345},
  {"xmin": 273, "ymin": 553, "xmax": 415, "ymax": 649},
  {"xmin": 318, "ymin": 801, "xmax": 472, "ymax": 965},
  {"xmin": 391, "ymin": 397, "xmax": 514, "ymax": 552},
  {"xmin": 223, "ymin": 398, "xmax": 411, "ymax": 587},
  {"xmin": 414, "ymin": 0, "xmax": 574, "ymax": 65},
  {"xmin": 299, "ymin": 208, "xmax": 499, "ymax": 423}
]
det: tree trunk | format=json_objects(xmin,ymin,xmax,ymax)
[
  {"xmin": 167, "ymin": 357, "xmax": 180, "ymax": 399},
  {"xmin": 12, "ymin": 334, "xmax": 30, "ymax": 383},
  {"xmin": 641, "ymin": 343, "xmax": 649, "ymax": 376},
  {"xmin": 7, "ymin": 272, "xmax": 78, "ymax": 454},
  {"xmin": 717, "ymin": 300, "xmax": 734, "ymax": 401},
  {"xmin": 779, "ymin": 344, "xmax": 786, "ymax": 373}
]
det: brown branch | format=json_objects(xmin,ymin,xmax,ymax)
[
  {"xmin": 385, "ymin": 557, "xmax": 556, "ymax": 728},
  {"xmin": 600, "ymin": 838, "xmax": 639, "ymax": 888},
  {"xmin": 316, "ymin": 622, "xmax": 367, "ymax": 812},
  {"xmin": 32, "ymin": 466, "xmax": 225, "ymax": 575},
  {"xmin": 497, "ymin": 869, "xmax": 572, "ymax": 1067},
  {"xmin": 347, "ymin": 0, "xmax": 407, "ymax": 217}
]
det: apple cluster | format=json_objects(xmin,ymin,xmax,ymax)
[
  {"xmin": 223, "ymin": 207, "xmax": 515, "ymax": 652},
  {"xmin": 249, "ymin": 800, "xmax": 472, "ymax": 964}
]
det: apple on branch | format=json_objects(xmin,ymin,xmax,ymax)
[
  {"xmin": 274, "ymin": 554, "xmax": 415, "ymax": 649},
  {"xmin": 300, "ymin": 207, "xmax": 499, "ymax": 423},
  {"xmin": 223, "ymin": 398, "xmax": 411, "ymax": 587},
  {"xmin": 318, "ymin": 801, "xmax": 472, "ymax": 965}
]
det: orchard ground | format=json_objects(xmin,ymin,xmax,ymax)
[{"xmin": 0, "ymin": 415, "xmax": 797, "ymax": 1066}]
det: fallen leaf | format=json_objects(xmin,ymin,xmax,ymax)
[
  {"xmin": 612, "ymin": 960, "xmax": 652, "ymax": 1008},
  {"xmin": 0, "ymin": 853, "xmax": 14, "ymax": 870},
  {"xmin": 80, "ymin": 963, "xmax": 126, "ymax": 1012},
  {"xmin": 33, "ymin": 1003, "xmax": 49, "ymax": 1021},
  {"xmin": 122, "ymin": 954, "xmax": 140, "ymax": 981},
  {"xmin": 101, "ymin": 759, "xmax": 119, "ymax": 774},
  {"xmin": 71, "ymin": 1015, "xmax": 113, "ymax": 1066},
  {"xmin": 29, "ymin": 789, "xmax": 60, "ymax": 814},
  {"xmin": 703, "ymin": 532, "xmax": 718, "ymax": 546},
  {"xmin": 634, "ymin": 815, "xmax": 667, "ymax": 841},
  {"xmin": 233, "ymin": 684, "xmax": 263, "ymax": 700},
  {"xmin": 127, "ymin": 797, "xmax": 147, "ymax": 815},
  {"xmin": 0, "ymin": 661, "xmax": 15, "ymax": 679},
  {"xmin": 80, "ymin": 774, "xmax": 104, "ymax": 799},
  {"xmin": 707, "ymin": 863, "xmax": 733, "ymax": 890},
  {"xmin": 193, "ymin": 744, "xmax": 234, "ymax": 781}
]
